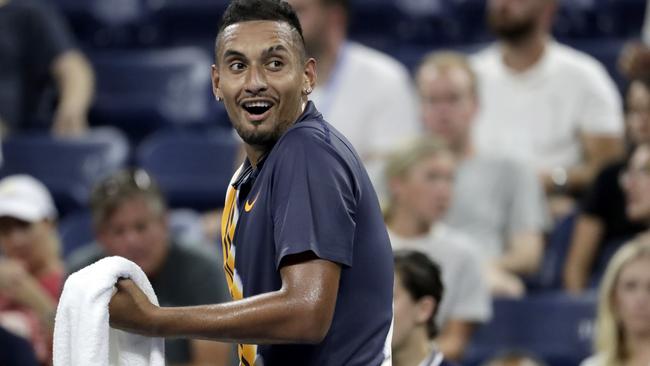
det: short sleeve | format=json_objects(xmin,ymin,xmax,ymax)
[
  {"xmin": 576, "ymin": 61, "xmax": 624, "ymax": 135},
  {"xmin": 270, "ymin": 127, "xmax": 357, "ymax": 269},
  {"xmin": 506, "ymin": 161, "xmax": 551, "ymax": 234},
  {"xmin": 446, "ymin": 246, "xmax": 492, "ymax": 323}
]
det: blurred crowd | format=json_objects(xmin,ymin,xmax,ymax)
[{"xmin": 1, "ymin": 0, "xmax": 650, "ymax": 365}]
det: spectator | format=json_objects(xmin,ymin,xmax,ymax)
[
  {"xmin": 286, "ymin": 0, "xmax": 419, "ymax": 192},
  {"xmin": 0, "ymin": 175, "xmax": 63, "ymax": 365},
  {"xmin": 618, "ymin": 0, "xmax": 650, "ymax": 80},
  {"xmin": 472, "ymin": 0, "xmax": 624, "ymax": 213},
  {"xmin": 415, "ymin": 51, "xmax": 549, "ymax": 297},
  {"xmin": 622, "ymin": 143, "xmax": 650, "ymax": 229},
  {"xmin": 385, "ymin": 138, "xmax": 491, "ymax": 360},
  {"xmin": 564, "ymin": 79, "xmax": 650, "ymax": 294},
  {"xmin": 392, "ymin": 250, "xmax": 457, "ymax": 366},
  {"xmin": 580, "ymin": 236, "xmax": 650, "ymax": 366},
  {"xmin": 66, "ymin": 169, "xmax": 233, "ymax": 366},
  {"xmin": 0, "ymin": 0, "xmax": 94, "ymax": 137}
]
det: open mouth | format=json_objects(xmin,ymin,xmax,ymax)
[{"xmin": 242, "ymin": 101, "xmax": 273, "ymax": 119}]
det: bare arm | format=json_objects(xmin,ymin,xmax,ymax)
[
  {"xmin": 109, "ymin": 252, "xmax": 341, "ymax": 345},
  {"xmin": 436, "ymin": 320, "xmax": 476, "ymax": 361},
  {"xmin": 542, "ymin": 134, "xmax": 623, "ymax": 193},
  {"xmin": 51, "ymin": 50, "xmax": 95, "ymax": 136},
  {"xmin": 496, "ymin": 231, "xmax": 544, "ymax": 275},
  {"xmin": 563, "ymin": 214, "xmax": 603, "ymax": 294}
]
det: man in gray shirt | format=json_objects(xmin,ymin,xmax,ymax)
[{"xmin": 415, "ymin": 51, "xmax": 550, "ymax": 297}]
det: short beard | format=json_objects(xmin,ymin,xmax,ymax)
[{"xmin": 488, "ymin": 13, "xmax": 536, "ymax": 44}]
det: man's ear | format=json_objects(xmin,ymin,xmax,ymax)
[
  {"xmin": 211, "ymin": 64, "xmax": 223, "ymax": 101},
  {"xmin": 415, "ymin": 296, "xmax": 436, "ymax": 326},
  {"xmin": 302, "ymin": 57, "xmax": 317, "ymax": 95}
]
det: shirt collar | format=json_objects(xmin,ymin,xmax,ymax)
[{"xmin": 231, "ymin": 101, "xmax": 321, "ymax": 189}]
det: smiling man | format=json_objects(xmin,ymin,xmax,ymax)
[{"xmin": 107, "ymin": 1, "xmax": 394, "ymax": 366}]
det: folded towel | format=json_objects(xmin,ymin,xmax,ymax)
[{"xmin": 53, "ymin": 256, "xmax": 165, "ymax": 366}]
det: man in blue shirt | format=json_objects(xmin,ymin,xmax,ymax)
[{"xmin": 108, "ymin": 1, "xmax": 394, "ymax": 365}]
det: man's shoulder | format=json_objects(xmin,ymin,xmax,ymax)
[
  {"xmin": 430, "ymin": 224, "xmax": 481, "ymax": 262},
  {"xmin": 548, "ymin": 41, "xmax": 612, "ymax": 78},
  {"xmin": 65, "ymin": 242, "xmax": 106, "ymax": 276},
  {"xmin": 344, "ymin": 42, "xmax": 411, "ymax": 82}
]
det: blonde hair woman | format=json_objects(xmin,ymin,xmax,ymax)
[{"xmin": 580, "ymin": 235, "xmax": 650, "ymax": 366}]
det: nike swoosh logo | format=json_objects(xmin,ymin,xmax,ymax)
[{"xmin": 244, "ymin": 193, "xmax": 259, "ymax": 212}]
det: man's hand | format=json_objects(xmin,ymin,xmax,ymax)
[{"xmin": 108, "ymin": 279, "xmax": 158, "ymax": 336}]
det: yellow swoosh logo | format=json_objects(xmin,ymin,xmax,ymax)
[{"xmin": 244, "ymin": 193, "xmax": 259, "ymax": 212}]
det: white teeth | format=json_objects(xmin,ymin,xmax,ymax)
[{"xmin": 244, "ymin": 101, "xmax": 271, "ymax": 108}]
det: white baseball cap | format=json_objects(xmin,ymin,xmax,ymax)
[{"xmin": 0, "ymin": 175, "xmax": 57, "ymax": 222}]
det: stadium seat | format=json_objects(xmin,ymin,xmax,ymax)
[
  {"xmin": 136, "ymin": 129, "xmax": 239, "ymax": 210},
  {"xmin": 89, "ymin": 47, "xmax": 215, "ymax": 143},
  {"xmin": 58, "ymin": 210, "xmax": 94, "ymax": 259},
  {"xmin": 525, "ymin": 211, "xmax": 578, "ymax": 290},
  {"xmin": 464, "ymin": 292, "xmax": 597, "ymax": 366},
  {"xmin": 0, "ymin": 129, "xmax": 129, "ymax": 215}
]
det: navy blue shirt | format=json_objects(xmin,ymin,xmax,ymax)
[{"xmin": 221, "ymin": 102, "xmax": 394, "ymax": 366}]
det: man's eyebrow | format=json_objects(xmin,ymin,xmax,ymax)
[
  {"xmin": 262, "ymin": 45, "xmax": 289, "ymax": 58},
  {"xmin": 223, "ymin": 49, "xmax": 247, "ymax": 60}
]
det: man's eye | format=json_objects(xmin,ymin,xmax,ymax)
[
  {"xmin": 229, "ymin": 62, "xmax": 246, "ymax": 71},
  {"xmin": 268, "ymin": 60, "xmax": 283, "ymax": 69}
]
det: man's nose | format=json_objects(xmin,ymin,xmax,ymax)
[{"xmin": 245, "ymin": 65, "xmax": 268, "ymax": 95}]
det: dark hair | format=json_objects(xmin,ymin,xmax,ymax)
[
  {"xmin": 394, "ymin": 249, "xmax": 444, "ymax": 338},
  {"xmin": 215, "ymin": 0, "xmax": 306, "ymax": 61},
  {"xmin": 90, "ymin": 169, "xmax": 166, "ymax": 229}
]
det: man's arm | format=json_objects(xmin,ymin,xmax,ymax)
[
  {"xmin": 542, "ymin": 134, "xmax": 623, "ymax": 193},
  {"xmin": 51, "ymin": 50, "xmax": 95, "ymax": 136},
  {"xmin": 496, "ymin": 231, "xmax": 544, "ymax": 275},
  {"xmin": 436, "ymin": 320, "xmax": 476, "ymax": 361},
  {"xmin": 109, "ymin": 252, "xmax": 340, "ymax": 344}
]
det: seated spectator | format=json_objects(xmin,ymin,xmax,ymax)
[
  {"xmin": 66, "ymin": 169, "xmax": 233, "ymax": 366},
  {"xmin": 622, "ymin": 143, "xmax": 650, "ymax": 231},
  {"xmin": 564, "ymin": 79, "xmax": 650, "ymax": 294},
  {"xmin": 385, "ymin": 138, "xmax": 491, "ymax": 360},
  {"xmin": 415, "ymin": 51, "xmax": 549, "ymax": 297},
  {"xmin": 472, "ymin": 0, "xmax": 624, "ymax": 216},
  {"xmin": 580, "ymin": 236, "xmax": 650, "ymax": 366},
  {"xmin": 0, "ymin": 175, "xmax": 63, "ymax": 365},
  {"xmin": 286, "ymin": 0, "xmax": 419, "ymax": 193},
  {"xmin": 392, "ymin": 250, "xmax": 457, "ymax": 366},
  {"xmin": 483, "ymin": 351, "xmax": 547, "ymax": 366},
  {"xmin": 0, "ymin": 0, "xmax": 94, "ymax": 137}
]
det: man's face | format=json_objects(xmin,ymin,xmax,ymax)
[
  {"xmin": 626, "ymin": 81, "xmax": 650, "ymax": 145},
  {"xmin": 622, "ymin": 146, "xmax": 650, "ymax": 223},
  {"xmin": 487, "ymin": 0, "xmax": 547, "ymax": 42},
  {"xmin": 213, "ymin": 21, "xmax": 315, "ymax": 149},
  {"xmin": 392, "ymin": 154, "xmax": 455, "ymax": 224},
  {"xmin": 287, "ymin": 0, "xmax": 330, "ymax": 57},
  {"xmin": 0, "ymin": 217, "xmax": 54, "ymax": 273},
  {"xmin": 614, "ymin": 256, "xmax": 650, "ymax": 337},
  {"xmin": 97, "ymin": 196, "xmax": 169, "ymax": 277},
  {"xmin": 417, "ymin": 65, "xmax": 477, "ymax": 149}
]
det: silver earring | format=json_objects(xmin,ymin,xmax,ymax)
[
  {"xmin": 216, "ymin": 96, "xmax": 221, "ymax": 101},
  {"xmin": 304, "ymin": 87, "xmax": 312, "ymax": 95}
]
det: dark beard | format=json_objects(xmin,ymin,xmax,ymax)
[{"xmin": 488, "ymin": 13, "xmax": 536, "ymax": 44}]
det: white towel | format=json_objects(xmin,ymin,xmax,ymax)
[{"xmin": 53, "ymin": 256, "xmax": 165, "ymax": 366}]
